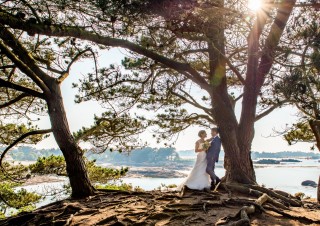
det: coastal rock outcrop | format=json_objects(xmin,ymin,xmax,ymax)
[{"xmin": 301, "ymin": 180, "xmax": 317, "ymax": 188}]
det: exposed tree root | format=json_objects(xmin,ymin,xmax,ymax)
[
  {"xmin": 225, "ymin": 183, "xmax": 302, "ymax": 208},
  {"xmin": 216, "ymin": 193, "xmax": 268, "ymax": 225},
  {"xmin": 217, "ymin": 183, "xmax": 317, "ymax": 226},
  {"xmin": 0, "ymin": 189, "xmax": 319, "ymax": 226},
  {"xmin": 264, "ymin": 204, "xmax": 320, "ymax": 225},
  {"xmin": 244, "ymin": 184, "xmax": 302, "ymax": 207}
]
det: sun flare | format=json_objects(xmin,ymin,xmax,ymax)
[{"xmin": 248, "ymin": 0, "xmax": 262, "ymax": 11}]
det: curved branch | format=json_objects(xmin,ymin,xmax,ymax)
[
  {"xmin": 0, "ymin": 27, "xmax": 52, "ymax": 92},
  {"xmin": 0, "ymin": 39, "xmax": 49, "ymax": 93},
  {"xmin": 255, "ymin": 100, "xmax": 289, "ymax": 122},
  {"xmin": 0, "ymin": 12, "xmax": 211, "ymax": 91},
  {"xmin": 257, "ymin": 0, "xmax": 297, "ymax": 87},
  {"xmin": 210, "ymin": 45, "xmax": 245, "ymax": 85},
  {"xmin": 174, "ymin": 48, "xmax": 209, "ymax": 58},
  {"xmin": 171, "ymin": 88, "xmax": 212, "ymax": 116},
  {"xmin": 34, "ymin": 56, "xmax": 64, "ymax": 74},
  {"xmin": 0, "ymin": 93, "xmax": 31, "ymax": 109},
  {"xmin": 58, "ymin": 48, "xmax": 94, "ymax": 83},
  {"xmin": 0, "ymin": 129, "xmax": 52, "ymax": 168},
  {"xmin": 0, "ymin": 78, "xmax": 45, "ymax": 99},
  {"xmin": 188, "ymin": 113, "xmax": 215, "ymax": 125},
  {"xmin": 20, "ymin": 0, "xmax": 41, "ymax": 23},
  {"xmin": 225, "ymin": 56, "xmax": 245, "ymax": 85}
]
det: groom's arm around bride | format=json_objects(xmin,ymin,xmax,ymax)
[{"xmin": 206, "ymin": 127, "xmax": 222, "ymax": 188}]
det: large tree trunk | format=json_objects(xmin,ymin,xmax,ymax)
[
  {"xmin": 309, "ymin": 120, "xmax": 320, "ymax": 203},
  {"xmin": 46, "ymin": 80, "xmax": 95, "ymax": 198},
  {"xmin": 212, "ymin": 96, "xmax": 256, "ymax": 184},
  {"xmin": 318, "ymin": 176, "xmax": 320, "ymax": 204},
  {"xmin": 206, "ymin": 0, "xmax": 256, "ymax": 185},
  {"xmin": 309, "ymin": 120, "xmax": 320, "ymax": 151}
]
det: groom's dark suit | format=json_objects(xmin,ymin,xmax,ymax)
[{"xmin": 206, "ymin": 136, "xmax": 221, "ymax": 183}]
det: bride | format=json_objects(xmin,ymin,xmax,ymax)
[{"xmin": 179, "ymin": 130, "xmax": 211, "ymax": 190}]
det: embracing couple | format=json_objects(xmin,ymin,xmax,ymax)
[{"xmin": 180, "ymin": 127, "xmax": 221, "ymax": 191}]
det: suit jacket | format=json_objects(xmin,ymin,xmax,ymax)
[{"xmin": 207, "ymin": 136, "xmax": 221, "ymax": 162}]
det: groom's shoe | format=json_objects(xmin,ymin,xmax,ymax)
[
  {"xmin": 215, "ymin": 177, "xmax": 221, "ymax": 185},
  {"xmin": 210, "ymin": 181, "xmax": 215, "ymax": 190}
]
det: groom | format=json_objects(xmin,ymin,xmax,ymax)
[{"xmin": 206, "ymin": 127, "xmax": 221, "ymax": 190}]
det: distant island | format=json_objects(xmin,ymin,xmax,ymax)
[
  {"xmin": 254, "ymin": 158, "xmax": 302, "ymax": 165},
  {"xmin": 1, "ymin": 146, "xmax": 319, "ymax": 167},
  {"xmin": 280, "ymin": 159, "xmax": 302, "ymax": 163},
  {"xmin": 178, "ymin": 149, "xmax": 320, "ymax": 160},
  {"xmin": 1, "ymin": 146, "xmax": 319, "ymax": 180}
]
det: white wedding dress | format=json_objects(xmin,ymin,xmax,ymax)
[{"xmin": 179, "ymin": 148, "xmax": 211, "ymax": 190}]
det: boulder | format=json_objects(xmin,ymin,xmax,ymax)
[{"xmin": 301, "ymin": 180, "xmax": 317, "ymax": 187}]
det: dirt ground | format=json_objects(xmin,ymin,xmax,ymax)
[{"xmin": 0, "ymin": 188, "xmax": 319, "ymax": 226}]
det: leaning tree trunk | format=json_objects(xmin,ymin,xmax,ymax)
[
  {"xmin": 309, "ymin": 120, "xmax": 320, "ymax": 152},
  {"xmin": 309, "ymin": 120, "xmax": 320, "ymax": 203},
  {"xmin": 213, "ymin": 100, "xmax": 256, "ymax": 184},
  {"xmin": 207, "ymin": 10, "xmax": 256, "ymax": 184},
  {"xmin": 46, "ymin": 80, "xmax": 95, "ymax": 198},
  {"xmin": 318, "ymin": 176, "xmax": 320, "ymax": 204}
]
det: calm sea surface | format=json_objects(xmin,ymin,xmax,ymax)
[
  {"xmin": 20, "ymin": 159, "xmax": 319, "ymax": 211},
  {"xmin": 121, "ymin": 159, "xmax": 319, "ymax": 198}
]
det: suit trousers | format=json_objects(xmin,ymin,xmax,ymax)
[{"xmin": 206, "ymin": 156, "xmax": 217, "ymax": 182}]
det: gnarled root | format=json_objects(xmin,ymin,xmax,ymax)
[
  {"xmin": 224, "ymin": 183, "xmax": 301, "ymax": 207},
  {"xmin": 217, "ymin": 183, "xmax": 317, "ymax": 226},
  {"xmin": 216, "ymin": 193, "xmax": 268, "ymax": 226}
]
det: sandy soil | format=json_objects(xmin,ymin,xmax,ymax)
[{"xmin": 1, "ymin": 187, "xmax": 319, "ymax": 226}]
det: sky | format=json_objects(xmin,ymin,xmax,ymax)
[{"xmin": 35, "ymin": 48, "xmax": 314, "ymax": 153}]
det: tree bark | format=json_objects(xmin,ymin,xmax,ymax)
[
  {"xmin": 207, "ymin": 0, "xmax": 256, "ymax": 184},
  {"xmin": 309, "ymin": 120, "xmax": 320, "ymax": 151},
  {"xmin": 309, "ymin": 120, "xmax": 320, "ymax": 203},
  {"xmin": 316, "ymin": 157, "xmax": 319, "ymax": 204},
  {"xmin": 212, "ymin": 96, "xmax": 256, "ymax": 184},
  {"xmin": 46, "ymin": 80, "xmax": 95, "ymax": 198}
]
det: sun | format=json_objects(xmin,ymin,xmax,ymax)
[{"xmin": 248, "ymin": 0, "xmax": 262, "ymax": 11}]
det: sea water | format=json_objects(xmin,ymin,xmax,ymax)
[
  {"xmin": 121, "ymin": 159, "xmax": 319, "ymax": 198},
  {"xmin": 19, "ymin": 159, "xmax": 319, "ymax": 211}
]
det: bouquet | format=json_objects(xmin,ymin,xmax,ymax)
[{"xmin": 200, "ymin": 141, "xmax": 210, "ymax": 152}]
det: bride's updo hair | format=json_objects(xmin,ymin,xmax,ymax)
[{"xmin": 198, "ymin": 130, "xmax": 206, "ymax": 137}]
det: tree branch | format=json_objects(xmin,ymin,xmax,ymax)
[
  {"xmin": 0, "ymin": 129, "xmax": 52, "ymax": 168},
  {"xmin": 34, "ymin": 56, "xmax": 65, "ymax": 74},
  {"xmin": 0, "ymin": 93, "xmax": 31, "ymax": 109},
  {"xmin": 255, "ymin": 100, "xmax": 289, "ymax": 121},
  {"xmin": 257, "ymin": 0, "xmax": 297, "ymax": 88},
  {"xmin": 0, "ymin": 65, "xmax": 15, "ymax": 70},
  {"xmin": 0, "ymin": 12, "xmax": 211, "ymax": 91},
  {"xmin": 0, "ymin": 78, "xmax": 45, "ymax": 99},
  {"xmin": 235, "ymin": 94, "xmax": 243, "ymax": 102},
  {"xmin": 20, "ymin": 0, "xmax": 41, "ymax": 23},
  {"xmin": 173, "ymin": 88, "xmax": 212, "ymax": 116},
  {"xmin": 0, "ymin": 38, "xmax": 49, "ymax": 93},
  {"xmin": 174, "ymin": 48, "xmax": 209, "ymax": 58},
  {"xmin": 223, "ymin": 54, "xmax": 245, "ymax": 85},
  {"xmin": 0, "ymin": 26, "xmax": 52, "ymax": 93},
  {"xmin": 58, "ymin": 48, "xmax": 93, "ymax": 83}
]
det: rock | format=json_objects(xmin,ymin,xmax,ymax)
[
  {"xmin": 255, "ymin": 159, "xmax": 280, "ymax": 164},
  {"xmin": 280, "ymin": 159, "xmax": 302, "ymax": 163},
  {"xmin": 301, "ymin": 180, "xmax": 317, "ymax": 187},
  {"xmin": 126, "ymin": 167, "xmax": 187, "ymax": 178}
]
